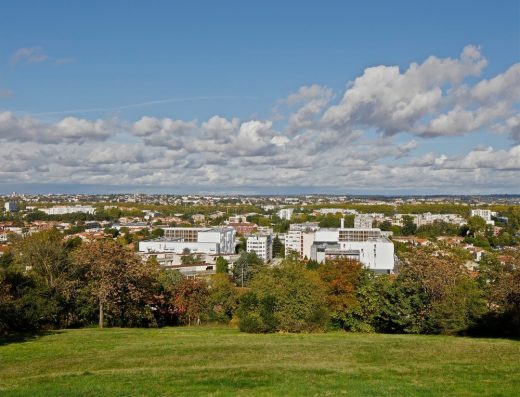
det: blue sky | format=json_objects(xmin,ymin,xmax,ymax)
[{"xmin": 0, "ymin": 1, "xmax": 519, "ymax": 194}]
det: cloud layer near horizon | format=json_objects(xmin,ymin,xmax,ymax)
[{"xmin": 1, "ymin": 46, "xmax": 519, "ymax": 193}]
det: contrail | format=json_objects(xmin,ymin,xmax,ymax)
[{"xmin": 26, "ymin": 96, "xmax": 258, "ymax": 117}]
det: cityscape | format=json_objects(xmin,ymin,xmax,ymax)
[
  {"xmin": 1, "ymin": 1, "xmax": 519, "ymax": 396},
  {"xmin": 2, "ymin": 193, "xmax": 519, "ymax": 279}
]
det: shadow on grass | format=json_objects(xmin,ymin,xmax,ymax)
[{"xmin": 0, "ymin": 330, "xmax": 64, "ymax": 347}]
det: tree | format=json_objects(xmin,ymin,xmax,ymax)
[
  {"xmin": 232, "ymin": 251, "xmax": 264, "ymax": 287},
  {"xmin": 272, "ymin": 235, "xmax": 285, "ymax": 258},
  {"xmin": 172, "ymin": 277, "xmax": 209, "ymax": 325},
  {"xmin": 207, "ymin": 274, "xmax": 238, "ymax": 323},
  {"xmin": 318, "ymin": 259, "xmax": 363, "ymax": 330},
  {"xmin": 71, "ymin": 240, "xmax": 160, "ymax": 328},
  {"xmin": 180, "ymin": 248, "xmax": 203, "ymax": 266},
  {"xmin": 401, "ymin": 215, "xmax": 417, "ymax": 236},
  {"xmin": 467, "ymin": 216, "xmax": 487, "ymax": 237},
  {"xmin": 379, "ymin": 220, "xmax": 393, "ymax": 231},
  {"xmin": 474, "ymin": 252, "xmax": 520, "ymax": 337},
  {"xmin": 13, "ymin": 229, "xmax": 69, "ymax": 289},
  {"xmin": 216, "ymin": 256, "xmax": 229, "ymax": 274},
  {"xmin": 237, "ymin": 257, "xmax": 328, "ymax": 333},
  {"xmin": 150, "ymin": 228, "xmax": 164, "ymax": 239},
  {"xmin": 381, "ymin": 247, "xmax": 486, "ymax": 335}
]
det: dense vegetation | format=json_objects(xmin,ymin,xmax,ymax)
[{"xmin": 1, "ymin": 229, "xmax": 519, "ymax": 337}]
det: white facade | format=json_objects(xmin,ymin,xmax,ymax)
[
  {"xmin": 354, "ymin": 215, "xmax": 374, "ymax": 229},
  {"xmin": 311, "ymin": 227, "xmax": 394, "ymax": 272},
  {"xmin": 247, "ymin": 234, "xmax": 273, "ymax": 262},
  {"xmin": 285, "ymin": 223, "xmax": 320, "ymax": 258},
  {"xmin": 139, "ymin": 240, "xmax": 221, "ymax": 255},
  {"xmin": 41, "ymin": 205, "xmax": 96, "ymax": 215},
  {"xmin": 412, "ymin": 212, "xmax": 466, "ymax": 227},
  {"xmin": 471, "ymin": 209, "xmax": 494, "ymax": 225},
  {"xmin": 4, "ymin": 202, "xmax": 19, "ymax": 212},
  {"xmin": 140, "ymin": 227, "xmax": 236, "ymax": 255},
  {"xmin": 277, "ymin": 208, "xmax": 294, "ymax": 220},
  {"xmin": 311, "ymin": 238, "xmax": 394, "ymax": 273},
  {"xmin": 315, "ymin": 208, "xmax": 343, "ymax": 215}
]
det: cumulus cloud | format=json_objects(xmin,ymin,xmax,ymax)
[
  {"xmin": 10, "ymin": 47, "xmax": 48, "ymax": 65},
  {"xmin": 320, "ymin": 45, "xmax": 519, "ymax": 140},
  {"xmin": 0, "ymin": 112, "xmax": 116, "ymax": 143},
  {"xmin": 0, "ymin": 45, "xmax": 518, "ymax": 193},
  {"xmin": 282, "ymin": 84, "xmax": 334, "ymax": 133}
]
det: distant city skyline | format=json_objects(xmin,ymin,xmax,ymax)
[{"xmin": 1, "ymin": 1, "xmax": 519, "ymax": 194}]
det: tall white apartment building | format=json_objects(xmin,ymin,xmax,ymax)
[
  {"xmin": 285, "ymin": 223, "xmax": 320, "ymax": 258},
  {"xmin": 41, "ymin": 205, "xmax": 96, "ymax": 215},
  {"xmin": 277, "ymin": 208, "xmax": 294, "ymax": 220},
  {"xmin": 471, "ymin": 209, "xmax": 494, "ymax": 225},
  {"xmin": 354, "ymin": 214, "xmax": 374, "ymax": 229},
  {"xmin": 247, "ymin": 234, "xmax": 273, "ymax": 262},
  {"xmin": 4, "ymin": 202, "xmax": 19, "ymax": 212}
]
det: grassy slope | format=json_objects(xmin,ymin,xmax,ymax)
[{"xmin": 0, "ymin": 326, "xmax": 519, "ymax": 397}]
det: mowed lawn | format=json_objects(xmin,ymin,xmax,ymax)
[{"xmin": 0, "ymin": 326, "xmax": 519, "ymax": 397}]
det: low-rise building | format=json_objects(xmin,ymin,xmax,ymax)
[
  {"xmin": 139, "ymin": 227, "xmax": 236, "ymax": 257},
  {"xmin": 311, "ymin": 226, "xmax": 394, "ymax": 273},
  {"xmin": 354, "ymin": 214, "xmax": 374, "ymax": 229},
  {"xmin": 471, "ymin": 209, "xmax": 495, "ymax": 225},
  {"xmin": 228, "ymin": 222, "xmax": 258, "ymax": 235},
  {"xmin": 40, "ymin": 205, "xmax": 96, "ymax": 215}
]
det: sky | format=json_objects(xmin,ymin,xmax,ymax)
[{"xmin": 0, "ymin": 0, "xmax": 519, "ymax": 195}]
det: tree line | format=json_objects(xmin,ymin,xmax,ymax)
[{"xmin": 1, "ymin": 230, "xmax": 519, "ymax": 337}]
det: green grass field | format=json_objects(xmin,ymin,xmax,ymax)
[{"xmin": 0, "ymin": 326, "xmax": 519, "ymax": 397}]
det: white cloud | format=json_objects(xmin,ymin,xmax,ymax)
[
  {"xmin": 0, "ymin": 112, "xmax": 115, "ymax": 143},
  {"xmin": 319, "ymin": 45, "xmax": 513, "ymax": 138},
  {"xmin": 283, "ymin": 84, "xmax": 333, "ymax": 133},
  {"xmin": 0, "ymin": 45, "xmax": 518, "ymax": 193},
  {"xmin": 10, "ymin": 47, "xmax": 48, "ymax": 65}
]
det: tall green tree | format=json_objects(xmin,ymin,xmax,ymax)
[
  {"xmin": 401, "ymin": 215, "xmax": 417, "ymax": 236},
  {"xmin": 272, "ymin": 235, "xmax": 285, "ymax": 258},
  {"xmin": 232, "ymin": 251, "xmax": 264, "ymax": 287},
  {"xmin": 216, "ymin": 256, "xmax": 229, "ymax": 274}
]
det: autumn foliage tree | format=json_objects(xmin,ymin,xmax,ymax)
[
  {"xmin": 72, "ymin": 240, "xmax": 160, "ymax": 328},
  {"xmin": 318, "ymin": 259, "xmax": 363, "ymax": 329},
  {"xmin": 171, "ymin": 277, "xmax": 209, "ymax": 325}
]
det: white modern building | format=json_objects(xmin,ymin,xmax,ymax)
[
  {"xmin": 277, "ymin": 208, "xmax": 294, "ymax": 220},
  {"xmin": 354, "ymin": 214, "xmax": 374, "ymax": 229},
  {"xmin": 471, "ymin": 209, "xmax": 495, "ymax": 225},
  {"xmin": 4, "ymin": 202, "xmax": 19, "ymax": 212},
  {"xmin": 285, "ymin": 223, "xmax": 320, "ymax": 259},
  {"xmin": 412, "ymin": 212, "xmax": 466, "ymax": 227},
  {"xmin": 247, "ymin": 234, "xmax": 273, "ymax": 262},
  {"xmin": 40, "ymin": 205, "xmax": 96, "ymax": 215},
  {"xmin": 139, "ymin": 227, "xmax": 236, "ymax": 256},
  {"xmin": 310, "ymin": 225, "xmax": 394, "ymax": 273}
]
